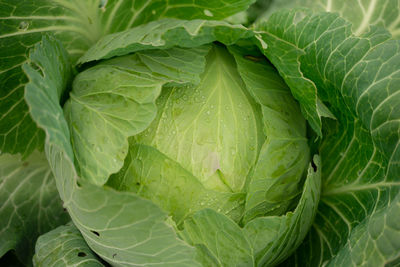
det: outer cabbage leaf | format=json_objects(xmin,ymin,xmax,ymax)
[
  {"xmin": 254, "ymin": 9, "xmax": 400, "ymax": 266},
  {"xmin": 78, "ymin": 19, "xmax": 254, "ymax": 64},
  {"xmin": 256, "ymin": 0, "xmax": 400, "ymax": 38},
  {"xmin": 0, "ymin": 0, "xmax": 254, "ymax": 157},
  {"xmin": 64, "ymin": 45, "xmax": 210, "ymax": 185},
  {"xmin": 33, "ymin": 222, "xmax": 103, "ymax": 267},
  {"xmin": 23, "ymin": 35, "xmax": 201, "ymax": 266},
  {"xmin": 107, "ymin": 144, "xmax": 245, "ymax": 225},
  {"xmin": 252, "ymin": 16, "xmax": 329, "ymax": 136},
  {"xmin": 0, "ymin": 151, "xmax": 69, "ymax": 265},
  {"xmin": 180, "ymin": 156, "xmax": 321, "ymax": 267},
  {"xmin": 326, "ymin": 192, "xmax": 400, "ymax": 266},
  {"xmin": 181, "ymin": 208, "xmax": 255, "ymax": 267},
  {"xmin": 244, "ymin": 156, "xmax": 320, "ymax": 267}
]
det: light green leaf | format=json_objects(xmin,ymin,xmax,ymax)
[
  {"xmin": 181, "ymin": 209, "xmax": 255, "ymax": 267},
  {"xmin": 24, "ymin": 34, "xmax": 201, "ymax": 267},
  {"xmin": 107, "ymin": 144, "xmax": 245, "ymax": 224},
  {"xmin": 244, "ymin": 156, "xmax": 321, "ymax": 266},
  {"xmin": 228, "ymin": 45, "xmax": 309, "ymax": 221},
  {"xmin": 0, "ymin": 0, "xmax": 254, "ymax": 157},
  {"xmin": 33, "ymin": 222, "xmax": 103, "ymax": 267},
  {"xmin": 67, "ymin": 184, "xmax": 201, "ymax": 267},
  {"xmin": 178, "ymin": 156, "xmax": 320, "ymax": 267},
  {"xmin": 0, "ymin": 151, "xmax": 69, "ymax": 265},
  {"xmin": 78, "ymin": 19, "xmax": 254, "ymax": 64},
  {"xmin": 134, "ymin": 44, "xmax": 261, "ymax": 194},
  {"xmin": 254, "ymin": 9, "xmax": 400, "ymax": 266},
  {"xmin": 64, "ymin": 45, "xmax": 209, "ymax": 185},
  {"xmin": 23, "ymin": 34, "xmax": 73, "ymax": 168}
]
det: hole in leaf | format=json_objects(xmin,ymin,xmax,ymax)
[
  {"xmin": 244, "ymin": 55, "xmax": 263, "ymax": 62},
  {"xmin": 91, "ymin": 230, "xmax": 100, "ymax": 236},
  {"xmin": 18, "ymin": 21, "xmax": 29, "ymax": 30},
  {"xmin": 77, "ymin": 252, "xmax": 86, "ymax": 257},
  {"xmin": 311, "ymin": 160, "xmax": 317, "ymax": 172},
  {"xmin": 113, "ymin": 253, "xmax": 117, "ymax": 258},
  {"xmin": 29, "ymin": 62, "xmax": 44, "ymax": 77},
  {"xmin": 76, "ymin": 181, "xmax": 82, "ymax": 188}
]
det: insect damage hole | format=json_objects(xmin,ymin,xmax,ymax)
[
  {"xmin": 91, "ymin": 230, "xmax": 100, "ymax": 236},
  {"xmin": 78, "ymin": 252, "xmax": 87, "ymax": 257},
  {"xmin": 311, "ymin": 159, "xmax": 317, "ymax": 172}
]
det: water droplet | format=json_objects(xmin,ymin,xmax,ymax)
[
  {"xmin": 152, "ymin": 10, "xmax": 156, "ymax": 15},
  {"xmin": 210, "ymin": 105, "xmax": 214, "ymax": 109},
  {"xmin": 206, "ymin": 110, "xmax": 210, "ymax": 115},
  {"xmin": 200, "ymin": 202, "xmax": 205, "ymax": 206},
  {"xmin": 18, "ymin": 21, "xmax": 29, "ymax": 31},
  {"xmin": 217, "ymin": 208, "xmax": 221, "ymax": 212},
  {"xmin": 172, "ymin": 130, "xmax": 176, "ymax": 135},
  {"xmin": 225, "ymin": 106, "xmax": 229, "ymax": 110}
]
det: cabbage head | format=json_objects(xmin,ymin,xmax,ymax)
[
  {"xmin": 1, "ymin": 1, "xmax": 399, "ymax": 267},
  {"xmin": 60, "ymin": 40, "xmax": 315, "ymax": 266},
  {"xmin": 72, "ymin": 43, "xmax": 310, "ymax": 226}
]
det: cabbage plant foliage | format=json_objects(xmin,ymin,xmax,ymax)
[{"xmin": 0, "ymin": 0, "xmax": 399, "ymax": 266}]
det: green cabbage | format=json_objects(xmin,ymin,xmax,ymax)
[{"xmin": 1, "ymin": 1, "xmax": 399, "ymax": 266}]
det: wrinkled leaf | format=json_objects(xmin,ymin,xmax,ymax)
[
  {"xmin": 78, "ymin": 19, "xmax": 254, "ymax": 63},
  {"xmin": 33, "ymin": 222, "xmax": 104, "ymax": 267},
  {"xmin": 24, "ymin": 34, "xmax": 201, "ymax": 267},
  {"xmin": 254, "ymin": 9, "xmax": 400, "ymax": 266},
  {"xmin": 0, "ymin": 151, "xmax": 69, "ymax": 265},
  {"xmin": 0, "ymin": 0, "xmax": 254, "ymax": 157},
  {"xmin": 65, "ymin": 45, "xmax": 210, "ymax": 185}
]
